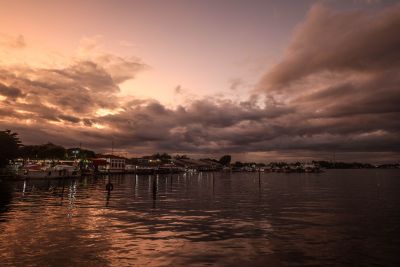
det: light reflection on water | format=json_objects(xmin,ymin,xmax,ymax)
[{"xmin": 0, "ymin": 170, "xmax": 400, "ymax": 266}]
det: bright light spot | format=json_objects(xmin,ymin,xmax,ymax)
[
  {"xmin": 93, "ymin": 123, "xmax": 106, "ymax": 129},
  {"xmin": 16, "ymin": 110, "xmax": 32, "ymax": 115},
  {"xmin": 48, "ymin": 120, "xmax": 64, "ymax": 126},
  {"xmin": 359, "ymin": 130, "xmax": 386, "ymax": 137},
  {"xmin": 16, "ymin": 98, "xmax": 29, "ymax": 104},
  {"xmin": 96, "ymin": 108, "xmax": 120, "ymax": 116}
]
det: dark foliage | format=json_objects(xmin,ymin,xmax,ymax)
[
  {"xmin": 0, "ymin": 130, "xmax": 21, "ymax": 167},
  {"xmin": 144, "ymin": 153, "xmax": 172, "ymax": 162},
  {"xmin": 313, "ymin": 161, "xmax": 375, "ymax": 169},
  {"xmin": 219, "ymin": 155, "xmax": 231, "ymax": 166},
  {"xmin": 19, "ymin": 143, "xmax": 66, "ymax": 159}
]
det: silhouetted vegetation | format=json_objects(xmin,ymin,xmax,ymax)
[
  {"xmin": 313, "ymin": 161, "xmax": 375, "ymax": 169},
  {"xmin": 18, "ymin": 144, "xmax": 97, "ymax": 160},
  {"xmin": 144, "ymin": 153, "xmax": 172, "ymax": 163},
  {"xmin": 219, "ymin": 155, "xmax": 231, "ymax": 166},
  {"xmin": 19, "ymin": 143, "xmax": 66, "ymax": 159},
  {"xmin": 232, "ymin": 161, "xmax": 244, "ymax": 168},
  {"xmin": 0, "ymin": 130, "xmax": 21, "ymax": 167},
  {"xmin": 174, "ymin": 154, "xmax": 189, "ymax": 159}
]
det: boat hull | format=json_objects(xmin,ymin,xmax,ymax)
[{"xmin": 17, "ymin": 170, "xmax": 81, "ymax": 179}]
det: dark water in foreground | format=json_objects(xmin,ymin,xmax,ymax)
[{"xmin": 0, "ymin": 170, "xmax": 400, "ymax": 266}]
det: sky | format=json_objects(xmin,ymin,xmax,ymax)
[{"xmin": 0, "ymin": 0, "xmax": 399, "ymax": 162}]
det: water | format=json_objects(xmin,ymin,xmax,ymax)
[{"xmin": 0, "ymin": 170, "xmax": 399, "ymax": 266}]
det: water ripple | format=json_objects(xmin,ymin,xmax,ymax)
[{"xmin": 0, "ymin": 170, "xmax": 400, "ymax": 266}]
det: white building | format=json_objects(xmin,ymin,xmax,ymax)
[
  {"xmin": 107, "ymin": 157, "xmax": 125, "ymax": 173},
  {"xmin": 95, "ymin": 157, "xmax": 126, "ymax": 173}
]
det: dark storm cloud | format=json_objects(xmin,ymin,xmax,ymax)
[
  {"xmin": 0, "ymin": 83, "xmax": 23, "ymax": 99},
  {"xmin": 248, "ymin": 3, "xmax": 400, "ymax": 159},
  {"xmin": 49, "ymin": 61, "xmax": 119, "ymax": 93},
  {"xmin": 259, "ymin": 3, "xmax": 400, "ymax": 90},
  {"xmin": 58, "ymin": 114, "xmax": 81, "ymax": 124},
  {"xmin": 1, "ymin": 4, "xmax": 399, "ymax": 161},
  {"xmin": 0, "ymin": 57, "xmax": 141, "ymax": 116},
  {"xmin": 292, "ymin": 70, "xmax": 400, "ymax": 121},
  {"xmin": 0, "ymin": 54, "xmax": 147, "ymax": 147}
]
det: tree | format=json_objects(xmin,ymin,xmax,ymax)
[
  {"xmin": 219, "ymin": 155, "xmax": 231, "ymax": 166},
  {"xmin": 159, "ymin": 153, "xmax": 172, "ymax": 162},
  {"xmin": 19, "ymin": 143, "xmax": 66, "ymax": 159},
  {"xmin": 174, "ymin": 154, "xmax": 189, "ymax": 159},
  {"xmin": 0, "ymin": 130, "xmax": 21, "ymax": 167},
  {"xmin": 148, "ymin": 152, "xmax": 172, "ymax": 162},
  {"xmin": 233, "ymin": 161, "xmax": 244, "ymax": 167}
]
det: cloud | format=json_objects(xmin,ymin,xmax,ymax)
[
  {"xmin": 77, "ymin": 35, "xmax": 148, "ymax": 84},
  {"xmin": 0, "ymin": 33, "xmax": 26, "ymax": 49},
  {"xmin": 0, "ymin": 38, "xmax": 148, "ymax": 147},
  {"xmin": 58, "ymin": 114, "xmax": 81, "ymax": 124},
  {"xmin": 174, "ymin": 85, "xmax": 182, "ymax": 94},
  {"xmin": 0, "ymin": 83, "xmax": 23, "ymax": 99},
  {"xmin": 229, "ymin": 78, "xmax": 243, "ymax": 91},
  {"xmin": 259, "ymin": 3, "xmax": 400, "ymax": 90},
  {"xmin": 245, "ymin": 3, "xmax": 400, "ymax": 161},
  {"xmin": 1, "ymin": 5, "xmax": 400, "ymax": 162}
]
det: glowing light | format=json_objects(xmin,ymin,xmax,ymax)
[
  {"xmin": 92, "ymin": 123, "xmax": 106, "ymax": 129},
  {"xmin": 95, "ymin": 108, "xmax": 120, "ymax": 116},
  {"xmin": 16, "ymin": 110, "xmax": 32, "ymax": 115}
]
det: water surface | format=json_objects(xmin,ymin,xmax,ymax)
[{"xmin": 1, "ymin": 170, "xmax": 399, "ymax": 266}]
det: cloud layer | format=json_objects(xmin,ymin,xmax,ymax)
[
  {"xmin": 1, "ymin": 4, "xmax": 400, "ymax": 162},
  {"xmin": 260, "ymin": 4, "xmax": 400, "ymax": 90}
]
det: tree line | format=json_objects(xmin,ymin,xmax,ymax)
[{"xmin": 0, "ymin": 130, "xmax": 95, "ymax": 168}]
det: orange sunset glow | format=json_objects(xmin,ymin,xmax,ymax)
[
  {"xmin": 0, "ymin": 0, "xmax": 399, "ymax": 162},
  {"xmin": 1, "ymin": 2, "xmax": 400, "ymax": 267}
]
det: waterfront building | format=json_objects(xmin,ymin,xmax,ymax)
[{"xmin": 94, "ymin": 155, "xmax": 126, "ymax": 173}]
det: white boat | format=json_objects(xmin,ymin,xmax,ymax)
[
  {"xmin": 18, "ymin": 164, "xmax": 80, "ymax": 179},
  {"xmin": 304, "ymin": 163, "xmax": 321, "ymax": 173}
]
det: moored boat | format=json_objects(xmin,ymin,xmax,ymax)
[{"xmin": 18, "ymin": 164, "xmax": 80, "ymax": 179}]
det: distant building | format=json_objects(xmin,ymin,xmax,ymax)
[{"xmin": 95, "ymin": 154, "xmax": 126, "ymax": 173}]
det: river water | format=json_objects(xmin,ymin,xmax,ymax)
[{"xmin": 0, "ymin": 170, "xmax": 399, "ymax": 266}]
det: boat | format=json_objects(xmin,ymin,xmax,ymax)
[
  {"xmin": 17, "ymin": 164, "xmax": 81, "ymax": 179},
  {"xmin": 304, "ymin": 163, "xmax": 322, "ymax": 173}
]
